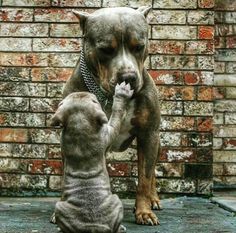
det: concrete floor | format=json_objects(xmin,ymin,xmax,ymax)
[{"xmin": 0, "ymin": 196, "xmax": 236, "ymax": 233}]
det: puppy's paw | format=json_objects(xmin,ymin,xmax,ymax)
[{"xmin": 115, "ymin": 81, "xmax": 134, "ymax": 98}]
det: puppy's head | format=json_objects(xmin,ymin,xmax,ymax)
[
  {"xmin": 73, "ymin": 6, "xmax": 151, "ymax": 95},
  {"xmin": 50, "ymin": 92, "xmax": 108, "ymax": 130}
]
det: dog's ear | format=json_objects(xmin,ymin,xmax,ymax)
[
  {"xmin": 72, "ymin": 10, "xmax": 90, "ymax": 34},
  {"xmin": 137, "ymin": 6, "xmax": 151, "ymax": 18}
]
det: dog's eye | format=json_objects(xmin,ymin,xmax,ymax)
[
  {"xmin": 99, "ymin": 47, "xmax": 115, "ymax": 55},
  {"xmin": 132, "ymin": 44, "xmax": 145, "ymax": 53}
]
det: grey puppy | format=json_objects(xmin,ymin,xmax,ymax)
[{"xmin": 50, "ymin": 82, "xmax": 133, "ymax": 233}]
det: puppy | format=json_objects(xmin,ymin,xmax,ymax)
[{"xmin": 50, "ymin": 82, "xmax": 133, "ymax": 233}]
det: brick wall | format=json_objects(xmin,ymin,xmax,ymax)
[
  {"xmin": 0, "ymin": 0, "xmax": 233, "ymax": 197},
  {"xmin": 214, "ymin": 0, "xmax": 236, "ymax": 189}
]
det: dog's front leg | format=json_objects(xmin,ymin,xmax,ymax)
[{"xmin": 135, "ymin": 129, "xmax": 161, "ymax": 225}]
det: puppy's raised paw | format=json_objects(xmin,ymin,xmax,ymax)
[{"xmin": 115, "ymin": 81, "xmax": 134, "ymax": 98}]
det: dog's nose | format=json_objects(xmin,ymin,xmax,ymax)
[{"xmin": 118, "ymin": 72, "xmax": 137, "ymax": 85}]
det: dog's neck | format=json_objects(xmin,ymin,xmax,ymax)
[{"xmin": 80, "ymin": 48, "xmax": 113, "ymax": 109}]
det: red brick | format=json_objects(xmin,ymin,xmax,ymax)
[
  {"xmin": 107, "ymin": 163, "xmax": 131, "ymax": 177},
  {"xmin": 0, "ymin": 128, "xmax": 28, "ymax": 142},
  {"xmin": 226, "ymin": 36, "xmax": 236, "ymax": 48},
  {"xmin": 160, "ymin": 148, "xmax": 196, "ymax": 162},
  {"xmin": 149, "ymin": 70, "xmax": 183, "ymax": 85},
  {"xmin": 213, "ymin": 87, "xmax": 225, "ymax": 99},
  {"xmin": 0, "ymin": 8, "xmax": 33, "ymax": 21},
  {"xmin": 31, "ymin": 68, "xmax": 73, "ymax": 82},
  {"xmin": 224, "ymin": 139, "xmax": 236, "ymax": 150},
  {"xmin": 197, "ymin": 117, "xmax": 213, "ymax": 132},
  {"xmin": 215, "ymin": 37, "xmax": 225, "ymax": 49},
  {"xmin": 198, "ymin": 26, "xmax": 214, "ymax": 39},
  {"xmin": 28, "ymin": 160, "xmax": 63, "ymax": 175},
  {"xmin": 198, "ymin": 0, "xmax": 214, "ymax": 8},
  {"xmin": 149, "ymin": 40, "xmax": 185, "ymax": 54},
  {"xmin": 197, "ymin": 87, "xmax": 213, "ymax": 101}
]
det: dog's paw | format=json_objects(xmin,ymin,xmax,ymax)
[{"xmin": 115, "ymin": 81, "xmax": 134, "ymax": 98}]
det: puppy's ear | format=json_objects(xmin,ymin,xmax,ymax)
[
  {"xmin": 50, "ymin": 111, "xmax": 64, "ymax": 127},
  {"xmin": 72, "ymin": 10, "xmax": 90, "ymax": 34},
  {"xmin": 137, "ymin": 6, "xmax": 151, "ymax": 18}
]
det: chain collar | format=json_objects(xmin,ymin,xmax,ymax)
[{"xmin": 79, "ymin": 48, "xmax": 113, "ymax": 109}]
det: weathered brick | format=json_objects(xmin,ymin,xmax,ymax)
[
  {"xmin": 198, "ymin": 56, "xmax": 214, "ymax": 69},
  {"xmin": 31, "ymin": 68, "xmax": 73, "ymax": 82},
  {"xmin": 153, "ymin": 0, "xmax": 197, "ymax": 9},
  {"xmin": 214, "ymin": 62, "xmax": 225, "ymax": 73},
  {"xmin": 0, "ymin": 128, "xmax": 28, "ymax": 143},
  {"xmin": 160, "ymin": 116, "xmax": 195, "ymax": 131},
  {"xmin": 184, "ymin": 102, "xmax": 213, "ymax": 116},
  {"xmin": 0, "ymin": 158, "xmax": 27, "ymax": 173},
  {"xmin": 158, "ymin": 86, "xmax": 195, "ymax": 101},
  {"xmin": 214, "ymin": 176, "xmax": 236, "ymax": 188},
  {"xmin": 34, "ymin": 8, "xmax": 78, "ymax": 22},
  {"xmin": 107, "ymin": 162, "xmax": 131, "ymax": 177},
  {"xmin": 198, "ymin": 0, "xmax": 214, "ymax": 8},
  {"xmin": 49, "ymin": 175, "xmax": 62, "ymax": 190},
  {"xmin": 102, "ymin": 0, "xmax": 148, "ymax": 8},
  {"xmin": 29, "ymin": 129, "xmax": 60, "ymax": 144},
  {"xmin": 47, "ymin": 83, "xmax": 64, "ymax": 98},
  {"xmin": 148, "ymin": 10, "xmax": 186, "ymax": 24},
  {"xmin": 214, "ymin": 86, "xmax": 225, "ymax": 100},
  {"xmin": 214, "ymin": 151, "xmax": 236, "ymax": 163},
  {"xmin": 149, "ymin": 70, "xmax": 184, "ymax": 85},
  {"xmin": 0, "ymin": 143, "xmax": 47, "ymax": 158},
  {"xmin": 224, "ymin": 138, "xmax": 236, "ymax": 150},
  {"xmin": 0, "ymin": 23, "xmax": 48, "ymax": 37},
  {"xmin": 226, "ymin": 36, "xmax": 236, "ymax": 48},
  {"xmin": 214, "ymin": 74, "xmax": 236, "ymax": 86},
  {"xmin": 215, "ymin": 25, "xmax": 236, "ymax": 37},
  {"xmin": 225, "ymin": 113, "xmax": 236, "ymax": 124},
  {"xmin": 149, "ymin": 40, "xmax": 185, "ymax": 55},
  {"xmin": 226, "ymin": 87, "xmax": 236, "ymax": 98},
  {"xmin": 214, "ymin": 126, "xmax": 236, "ymax": 138},
  {"xmin": 0, "ymin": 112, "xmax": 45, "ymax": 127},
  {"xmin": 160, "ymin": 101, "xmax": 183, "ymax": 115},
  {"xmin": 48, "ymin": 145, "xmax": 61, "ymax": 159},
  {"xmin": 197, "ymin": 148, "xmax": 213, "ymax": 163},
  {"xmin": 28, "ymin": 160, "xmax": 62, "ymax": 175},
  {"xmin": 184, "ymin": 71, "xmax": 214, "ymax": 85},
  {"xmin": 0, "ymin": 67, "xmax": 30, "ymax": 81},
  {"xmin": 52, "ymin": 0, "xmax": 101, "ymax": 7},
  {"xmin": 188, "ymin": 11, "xmax": 214, "ymax": 25},
  {"xmin": 0, "ymin": 82, "xmax": 46, "ymax": 97},
  {"xmin": 110, "ymin": 177, "xmax": 136, "ymax": 193},
  {"xmin": 197, "ymin": 117, "xmax": 213, "ymax": 132},
  {"xmin": 151, "ymin": 55, "xmax": 197, "ymax": 70},
  {"xmin": 160, "ymin": 148, "xmax": 196, "ymax": 162},
  {"xmin": 157, "ymin": 179, "xmax": 196, "ymax": 193},
  {"xmin": 0, "ymin": 8, "xmax": 33, "ymax": 21},
  {"xmin": 215, "ymin": 100, "xmax": 236, "ymax": 112},
  {"xmin": 197, "ymin": 179, "xmax": 213, "ymax": 195},
  {"xmin": 226, "ymin": 62, "xmax": 236, "ymax": 73},
  {"xmin": 213, "ymin": 138, "xmax": 223, "ymax": 150},
  {"xmin": 184, "ymin": 163, "xmax": 212, "ymax": 179},
  {"xmin": 107, "ymin": 148, "xmax": 137, "ymax": 162},
  {"xmin": 156, "ymin": 163, "xmax": 183, "ymax": 177},
  {"xmin": 0, "ymin": 38, "xmax": 31, "ymax": 51},
  {"xmin": 215, "ymin": 0, "xmax": 236, "ymax": 11},
  {"xmin": 30, "ymin": 98, "xmax": 60, "ymax": 112},
  {"xmin": 197, "ymin": 87, "xmax": 213, "ymax": 101},
  {"xmin": 49, "ymin": 53, "xmax": 79, "ymax": 67},
  {"xmin": 33, "ymin": 38, "xmax": 81, "ymax": 52},
  {"xmin": 198, "ymin": 26, "xmax": 214, "ymax": 39},
  {"xmin": 152, "ymin": 25, "xmax": 197, "ymax": 40},
  {"xmin": 182, "ymin": 133, "xmax": 212, "ymax": 147},
  {"xmin": 224, "ymin": 12, "xmax": 236, "ymax": 24},
  {"xmin": 213, "ymin": 113, "xmax": 224, "ymax": 125},
  {"xmin": 215, "ymin": 36, "xmax": 225, "ymax": 49},
  {"xmin": 0, "ymin": 53, "xmax": 49, "ymax": 67},
  {"xmin": 185, "ymin": 41, "xmax": 214, "ymax": 55},
  {"xmin": 50, "ymin": 24, "xmax": 81, "ymax": 38},
  {"xmin": 0, "ymin": 97, "xmax": 29, "ymax": 111},
  {"xmin": 2, "ymin": 0, "xmax": 50, "ymax": 6},
  {"xmin": 160, "ymin": 132, "xmax": 181, "ymax": 147}
]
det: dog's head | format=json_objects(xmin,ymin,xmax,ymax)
[
  {"xmin": 73, "ymin": 6, "xmax": 151, "ymax": 95},
  {"xmin": 50, "ymin": 92, "xmax": 108, "ymax": 131}
]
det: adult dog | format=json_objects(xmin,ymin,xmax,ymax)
[{"xmin": 63, "ymin": 6, "xmax": 161, "ymax": 225}]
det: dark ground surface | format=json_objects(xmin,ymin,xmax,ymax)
[{"xmin": 0, "ymin": 196, "xmax": 236, "ymax": 233}]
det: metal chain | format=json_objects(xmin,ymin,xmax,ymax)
[{"xmin": 80, "ymin": 48, "xmax": 112, "ymax": 108}]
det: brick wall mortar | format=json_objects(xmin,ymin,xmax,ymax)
[{"xmin": 0, "ymin": 0, "xmax": 232, "ymax": 196}]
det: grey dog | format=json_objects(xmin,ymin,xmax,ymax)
[{"xmin": 50, "ymin": 82, "xmax": 133, "ymax": 233}]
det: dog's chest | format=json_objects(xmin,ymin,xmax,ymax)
[{"xmin": 110, "ymin": 99, "xmax": 135, "ymax": 151}]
